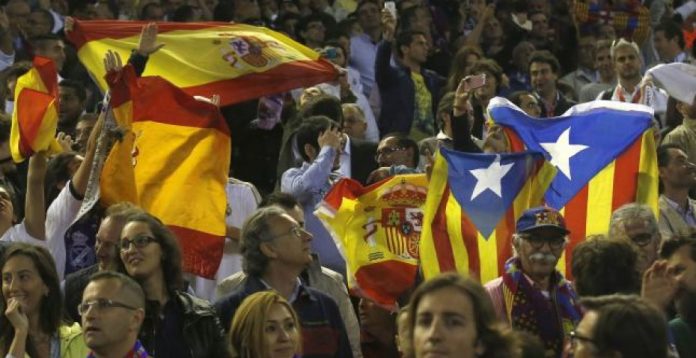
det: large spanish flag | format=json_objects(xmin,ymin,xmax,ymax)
[
  {"xmin": 489, "ymin": 98, "xmax": 658, "ymax": 277},
  {"xmin": 101, "ymin": 64, "xmax": 230, "ymax": 278},
  {"xmin": 10, "ymin": 56, "xmax": 62, "ymax": 162},
  {"xmin": 315, "ymin": 175, "xmax": 427, "ymax": 308},
  {"xmin": 66, "ymin": 20, "xmax": 338, "ymax": 106},
  {"xmin": 419, "ymin": 148, "xmax": 550, "ymax": 283}
]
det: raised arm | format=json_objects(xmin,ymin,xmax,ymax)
[{"xmin": 24, "ymin": 152, "xmax": 48, "ymax": 240}]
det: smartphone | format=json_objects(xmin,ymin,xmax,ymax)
[
  {"xmin": 323, "ymin": 47, "xmax": 338, "ymax": 60},
  {"xmin": 384, "ymin": 1, "xmax": 397, "ymax": 19},
  {"xmin": 465, "ymin": 73, "xmax": 487, "ymax": 90}
]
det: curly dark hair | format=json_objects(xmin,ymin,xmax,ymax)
[
  {"xmin": 0, "ymin": 243, "xmax": 63, "ymax": 357},
  {"xmin": 121, "ymin": 212, "xmax": 184, "ymax": 294},
  {"xmin": 571, "ymin": 235, "xmax": 640, "ymax": 297}
]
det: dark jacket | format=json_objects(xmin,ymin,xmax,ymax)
[
  {"xmin": 140, "ymin": 291, "xmax": 228, "ymax": 358},
  {"xmin": 375, "ymin": 39, "xmax": 445, "ymax": 136},
  {"xmin": 534, "ymin": 90, "xmax": 576, "ymax": 118},
  {"xmin": 63, "ymin": 264, "xmax": 98, "ymax": 323},
  {"xmin": 215, "ymin": 276, "xmax": 353, "ymax": 358}
]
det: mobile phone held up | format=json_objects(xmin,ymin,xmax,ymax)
[
  {"xmin": 465, "ymin": 73, "xmax": 486, "ymax": 90},
  {"xmin": 384, "ymin": 1, "xmax": 397, "ymax": 19}
]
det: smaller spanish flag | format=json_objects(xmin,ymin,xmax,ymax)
[{"xmin": 10, "ymin": 56, "xmax": 62, "ymax": 162}]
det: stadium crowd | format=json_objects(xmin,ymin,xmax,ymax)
[{"xmin": 0, "ymin": 0, "xmax": 695, "ymax": 357}]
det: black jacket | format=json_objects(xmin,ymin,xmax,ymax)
[{"xmin": 140, "ymin": 291, "xmax": 228, "ymax": 358}]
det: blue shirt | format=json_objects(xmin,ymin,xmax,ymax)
[
  {"xmin": 349, "ymin": 33, "xmax": 379, "ymax": 97},
  {"xmin": 281, "ymin": 146, "xmax": 346, "ymax": 274}
]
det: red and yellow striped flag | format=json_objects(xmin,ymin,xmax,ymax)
[
  {"xmin": 66, "ymin": 20, "xmax": 338, "ymax": 106},
  {"xmin": 315, "ymin": 175, "xmax": 427, "ymax": 308},
  {"xmin": 419, "ymin": 148, "xmax": 551, "ymax": 282},
  {"xmin": 101, "ymin": 64, "xmax": 230, "ymax": 278},
  {"xmin": 489, "ymin": 98, "xmax": 658, "ymax": 277},
  {"xmin": 10, "ymin": 56, "xmax": 62, "ymax": 162}
]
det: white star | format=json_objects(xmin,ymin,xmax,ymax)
[
  {"xmin": 540, "ymin": 127, "xmax": 588, "ymax": 180},
  {"xmin": 469, "ymin": 155, "xmax": 514, "ymax": 201}
]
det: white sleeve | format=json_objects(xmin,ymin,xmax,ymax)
[
  {"xmin": 45, "ymin": 183, "xmax": 82, "ymax": 280},
  {"xmin": 0, "ymin": 222, "xmax": 47, "ymax": 247},
  {"xmin": 0, "ymin": 50, "xmax": 14, "ymax": 72}
]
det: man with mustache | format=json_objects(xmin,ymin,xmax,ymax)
[
  {"xmin": 485, "ymin": 206, "xmax": 582, "ymax": 357},
  {"xmin": 644, "ymin": 236, "xmax": 696, "ymax": 357}
]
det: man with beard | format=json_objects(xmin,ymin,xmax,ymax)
[
  {"xmin": 485, "ymin": 206, "xmax": 582, "ymax": 357},
  {"xmin": 646, "ymin": 236, "xmax": 696, "ymax": 357},
  {"xmin": 657, "ymin": 144, "xmax": 696, "ymax": 238},
  {"xmin": 608, "ymin": 203, "xmax": 662, "ymax": 276}
]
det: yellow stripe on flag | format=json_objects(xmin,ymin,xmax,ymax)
[
  {"xmin": 478, "ymin": 230, "xmax": 499, "ymax": 284},
  {"xmin": 585, "ymin": 160, "xmax": 615, "ymax": 236},
  {"xmin": 446, "ymin": 194, "xmax": 469, "ymax": 274}
]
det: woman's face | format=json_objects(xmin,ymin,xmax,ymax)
[
  {"xmin": 119, "ymin": 221, "xmax": 163, "ymax": 282},
  {"xmin": 2, "ymin": 255, "xmax": 49, "ymax": 317},
  {"xmin": 264, "ymin": 303, "xmax": 300, "ymax": 358},
  {"xmin": 413, "ymin": 287, "xmax": 483, "ymax": 358}
]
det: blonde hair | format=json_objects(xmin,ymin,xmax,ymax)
[{"xmin": 229, "ymin": 291, "xmax": 302, "ymax": 358}]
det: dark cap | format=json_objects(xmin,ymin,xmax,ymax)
[{"xmin": 516, "ymin": 207, "xmax": 570, "ymax": 234}]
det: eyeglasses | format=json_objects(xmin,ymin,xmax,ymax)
[
  {"xmin": 269, "ymin": 226, "xmax": 310, "ymax": 241},
  {"xmin": 375, "ymin": 147, "xmax": 406, "ymax": 161},
  {"xmin": 77, "ymin": 298, "xmax": 138, "ymax": 315},
  {"xmin": 569, "ymin": 331, "xmax": 596, "ymax": 348},
  {"xmin": 520, "ymin": 235, "xmax": 566, "ymax": 250},
  {"xmin": 120, "ymin": 235, "xmax": 158, "ymax": 251},
  {"xmin": 629, "ymin": 232, "xmax": 655, "ymax": 247}
]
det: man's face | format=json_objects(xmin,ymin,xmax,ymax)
[
  {"xmin": 6, "ymin": 1, "xmax": 30, "ymax": 36},
  {"xmin": 570, "ymin": 310, "xmax": 599, "ymax": 358},
  {"xmin": 358, "ymin": 297, "xmax": 394, "ymax": 336},
  {"xmin": 357, "ymin": 2, "xmax": 380, "ymax": 31},
  {"xmin": 26, "ymin": 11, "xmax": 53, "ymax": 38},
  {"xmin": 403, "ymin": 34, "xmax": 429, "ymax": 64},
  {"xmin": 376, "ymin": 137, "xmax": 412, "ymax": 168},
  {"xmin": 668, "ymin": 245, "xmax": 696, "ymax": 324},
  {"xmin": 653, "ymin": 30, "xmax": 677, "ymax": 61},
  {"xmin": 530, "ymin": 13, "xmax": 548, "ymax": 39},
  {"xmin": 302, "ymin": 20, "xmax": 325, "ymax": 45},
  {"xmin": 530, "ymin": 61, "xmax": 557, "ymax": 95},
  {"xmin": 613, "ymin": 46, "xmax": 641, "ymax": 82},
  {"xmin": 518, "ymin": 94, "xmax": 541, "ymax": 117},
  {"xmin": 59, "ymin": 86, "xmax": 85, "ymax": 126},
  {"xmin": 341, "ymin": 108, "xmax": 367, "ymax": 139},
  {"xmin": 614, "ymin": 218, "xmax": 660, "ymax": 274},
  {"xmin": 266, "ymin": 214, "xmax": 313, "ymax": 268},
  {"xmin": 514, "ymin": 227, "xmax": 566, "ymax": 281},
  {"xmin": 659, "ymin": 148, "xmax": 696, "ymax": 190},
  {"xmin": 74, "ymin": 118, "xmax": 96, "ymax": 153},
  {"xmin": 95, "ymin": 217, "xmax": 122, "ymax": 271},
  {"xmin": 35, "ymin": 40, "xmax": 66, "ymax": 71},
  {"xmin": 81, "ymin": 279, "xmax": 142, "ymax": 353},
  {"xmin": 578, "ymin": 37, "xmax": 596, "ymax": 69},
  {"xmin": 595, "ymin": 48, "xmax": 614, "ymax": 80}
]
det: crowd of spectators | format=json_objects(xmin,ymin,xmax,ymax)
[{"xmin": 0, "ymin": 0, "xmax": 695, "ymax": 357}]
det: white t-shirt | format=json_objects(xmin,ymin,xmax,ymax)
[{"xmin": 45, "ymin": 183, "xmax": 82, "ymax": 281}]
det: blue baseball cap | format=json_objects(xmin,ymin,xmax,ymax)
[{"xmin": 516, "ymin": 207, "xmax": 570, "ymax": 234}]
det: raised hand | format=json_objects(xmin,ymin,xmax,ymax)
[
  {"xmin": 137, "ymin": 22, "xmax": 165, "ymax": 56},
  {"xmin": 381, "ymin": 9, "xmax": 396, "ymax": 41},
  {"xmin": 317, "ymin": 127, "xmax": 342, "ymax": 151},
  {"xmin": 103, "ymin": 50, "xmax": 123, "ymax": 73},
  {"xmin": 642, "ymin": 260, "xmax": 678, "ymax": 311},
  {"xmin": 56, "ymin": 132, "xmax": 74, "ymax": 152},
  {"xmin": 5, "ymin": 297, "xmax": 29, "ymax": 332}
]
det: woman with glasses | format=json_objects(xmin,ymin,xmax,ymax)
[
  {"xmin": 229, "ymin": 291, "xmax": 301, "ymax": 358},
  {"xmin": 406, "ymin": 272, "xmax": 517, "ymax": 358},
  {"xmin": 119, "ymin": 212, "xmax": 228, "ymax": 357},
  {"xmin": 0, "ymin": 243, "xmax": 89, "ymax": 357}
]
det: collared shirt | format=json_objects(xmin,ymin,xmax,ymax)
[
  {"xmin": 260, "ymin": 277, "xmax": 303, "ymax": 303},
  {"xmin": 338, "ymin": 136, "xmax": 352, "ymax": 179},
  {"xmin": 349, "ymin": 33, "xmax": 379, "ymax": 97},
  {"xmin": 663, "ymin": 195, "xmax": 696, "ymax": 227}
]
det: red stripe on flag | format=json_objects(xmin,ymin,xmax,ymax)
[
  {"xmin": 169, "ymin": 225, "xmax": 224, "ymax": 279},
  {"xmin": 562, "ymin": 185, "xmax": 589, "ymax": 280},
  {"xmin": 460, "ymin": 210, "xmax": 481, "ymax": 281},
  {"xmin": 67, "ymin": 20, "xmax": 226, "ymax": 49},
  {"xmin": 180, "ymin": 59, "xmax": 337, "ymax": 106},
  {"xmin": 16, "ymin": 89, "xmax": 54, "ymax": 157},
  {"xmin": 354, "ymin": 260, "xmax": 419, "ymax": 307},
  {"xmin": 611, "ymin": 138, "xmax": 642, "ymax": 210},
  {"xmin": 503, "ymin": 127, "xmax": 526, "ymax": 152},
  {"xmin": 32, "ymin": 57, "xmax": 58, "ymax": 96},
  {"xmin": 432, "ymin": 185, "xmax": 456, "ymax": 273},
  {"xmin": 495, "ymin": 208, "xmax": 516, "ymax": 275}
]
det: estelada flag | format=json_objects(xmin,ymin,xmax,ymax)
[
  {"xmin": 315, "ymin": 175, "xmax": 428, "ymax": 308},
  {"xmin": 10, "ymin": 56, "xmax": 62, "ymax": 162},
  {"xmin": 66, "ymin": 20, "xmax": 339, "ymax": 106},
  {"xmin": 101, "ymin": 64, "xmax": 230, "ymax": 278},
  {"xmin": 419, "ymin": 148, "xmax": 550, "ymax": 283},
  {"xmin": 489, "ymin": 98, "xmax": 658, "ymax": 276}
]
